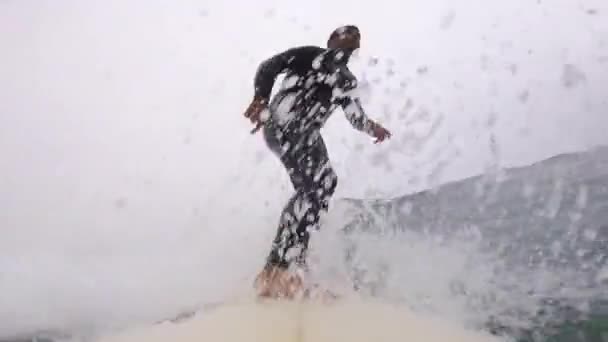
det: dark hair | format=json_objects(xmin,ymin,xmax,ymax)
[{"xmin": 327, "ymin": 25, "xmax": 360, "ymax": 47}]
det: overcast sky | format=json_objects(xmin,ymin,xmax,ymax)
[
  {"xmin": 2, "ymin": 0, "xmax": 607, "ymax": 202},
  {"xmin": 0, "ymin": 0, "xmax": 607, "ymax": 336}
]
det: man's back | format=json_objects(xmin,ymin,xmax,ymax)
[
  {"xmin": 254, "ymin": 45, "xmax": 360, "ymax": 132},
  {"xmin": 254, "ymin": 45, "xmax": 354, "ymax": 102}
]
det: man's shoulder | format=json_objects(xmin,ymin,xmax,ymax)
[
  {"xmin": 275, "ymin": 45, "xmax": 328, "ymax": 71},
  {"xmin": 283, "ymin": 45, "xmax": 326, "ymax": 57},
  {"xmin": 288, "ymin": 45, "xmax": 326, "ymax": 52}
]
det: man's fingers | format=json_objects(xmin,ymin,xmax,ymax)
[
  {"xmin": 244, "ymin": 102, "xmax": 262, "ymax": 118},
  {"xmin": 248, "ymin": 110, "xmax": 262, "ymax": 124},
  {"xmin": 244, "ymin": 108, "xmax": 256, "ymax": 119},
  {"xmin": 250, "ymin": 122, "xmax": 263, "ymax": 134},
  {"xmin": 372, "ymin": 130, "xmax": 392, "ymax": 144}
]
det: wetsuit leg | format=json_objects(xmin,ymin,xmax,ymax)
[{"xmin": 262, "ymin": 125, "xmax": 338, "ymax": 270}]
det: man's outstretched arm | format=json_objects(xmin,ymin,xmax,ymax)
[
  {"xmin": 336, "ymin": 90, "xmax": 392, "ymax": 143},
  {"xmin": 330, "ymin": 63, "xmax": 391, "ymax": 143},
  {"xmin": 338, "ymin": 96, "xmax": 376, "ymax": 135}
]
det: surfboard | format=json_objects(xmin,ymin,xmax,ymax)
[{"xmin": 94, "ymin": 297, "xmax": 503, "ymax": 342}]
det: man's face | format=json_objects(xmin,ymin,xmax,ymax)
[
  {"xmin": 334, "ymin": 33, "xmax": 360, "ymax": 50},
  {"xmin": 348, "ymin": 34, "xmax": 361, "ymax": 50}
]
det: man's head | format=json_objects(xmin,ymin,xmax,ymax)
[{"xmin": 327, "ymin": 25, "xmax": 361, "ymax": 50}]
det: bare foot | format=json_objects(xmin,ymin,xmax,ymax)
[{"xmin": 254, "ymin": 266, "xmax": 304, "ymax": 299}]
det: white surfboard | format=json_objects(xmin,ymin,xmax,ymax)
[{"xmin": 94, "ymin": 297, "xmax": 503, "ymax": 342}]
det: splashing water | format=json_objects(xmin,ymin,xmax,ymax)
[
  {"xmin": 307, "ymin": 148, "xmax": 608, "ymax": 340},
  {"xmin": 308, "ymin": 196, "xmax": 607, "ymax": 339}
]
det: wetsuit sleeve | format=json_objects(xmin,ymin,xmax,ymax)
[
  {"xmin": 339, "ymin": 96, "xmax": 376, "ymax": 136},
  {"xmin": 253, "ymin": 48, "xmax": 300, "ymax": 102},
  {"xmin": 331, "ymin": 65, "xmax": 376, "ymax": 136}
]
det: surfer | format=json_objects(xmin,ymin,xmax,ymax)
[{"xmin": 243, "ymin": 25, "xmax": 392, "ymax": 298}]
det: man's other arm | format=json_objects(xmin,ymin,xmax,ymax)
[{"xmin": 253, "ymin": 46, "xmax": 313, "ymax": 103}]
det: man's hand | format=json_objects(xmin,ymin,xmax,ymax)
[
  {"xmin": 244, "ymin": 97, "xmax": 268, "ymax": 134},
  {"xmin": 370, "ymin": 122, "xmax": 392, "ymax": 144}
]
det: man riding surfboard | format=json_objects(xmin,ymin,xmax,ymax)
[{"xmin": 243, "ymin": 25, "xmax": 392, "ymax": 299}]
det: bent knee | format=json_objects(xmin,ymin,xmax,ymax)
[
  {"xmin": 327, "ymin": 169, "xmax": 338, "ymax": 193},
  {"xmin": 319, "ymin": 168, "xmax": 338, "ymax": 198}
]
